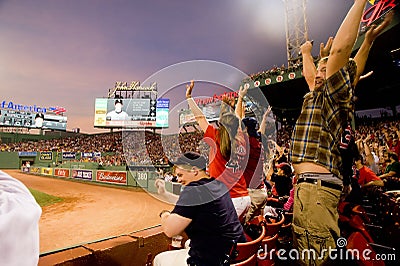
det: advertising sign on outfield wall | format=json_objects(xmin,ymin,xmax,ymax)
[
  {"xmin": 41, "ymin": 167, "xmax": 53, "ymax": 176},
  {"xmin": 54, "ymin": 168, "xmax": 70, "ymax": 178},
  {"xmin": 62, "ymin": 152, "xmax": 76, "ymax": 160},
  {"xmin": 40, "ymin": 151, "xmax": 53, "ymax": 161},
  {"xmin": 96, "ymin": 170, "xmax": 127, "ymax": 185},
  {"xmin": 18, "ymin": 151, "xmax": 37, "ymax": 157},
  {"xmin": 30, "ymin": 167, "xmax": 40, "ymax": 174},
  {"xmin": 72, "ymin": 169, "xmax": 93, "ymax": 180}
]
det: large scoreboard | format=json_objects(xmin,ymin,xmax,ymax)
[
  {"xmin": 0, "ymin": 101, "xmax": 67, "ymax": 131},
  {"xmin": 94, "ymin": 81, "xmax": 169, "ymax": 128},
  {"xmin": 0, "ymin": 110, "xmax": 67, "ymax": 131}
]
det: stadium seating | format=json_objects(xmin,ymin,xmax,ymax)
[
  {"xmin": 230, "ymin": 217, "xmax": 266, "ymax": 265},
  {"xmin": 346, "ymin": 231, "xmax": 385, "ymax": 266}
]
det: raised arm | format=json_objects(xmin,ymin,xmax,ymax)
[
  {"xmin": 155, "ymin": 179, "xmax": 179, "ymax": 204},
  {"xmin": 302, "ymin": 37, "xmax": 333, "ymax": 91},
  {"xmin": 327, "ymin": 0, "xmax": 368, "ymax": 78},
  {"xmin": 259, "ymin": 106, "xmax": 272, "ymax": 135},
  {"xmin": 320, "ymin": 37, "xmax": 334, "ymax": 59},
  {"xmin": 363, "ymin": 135, "xmax": 375, "ymax": 167},
  {"xmin": 353, "ymin": 11, "xmax": 394, "ymax": 86},
  {"xmin": 186, "ymin": 80, "xmax": 210, "ymax": 132},
  {"xmin": 301, "ymin": 41, "xmax": 317, "ymax": 91},
  {"xmin": 235, "ymin": 84, "xmax": 249, "ymax": 119}
]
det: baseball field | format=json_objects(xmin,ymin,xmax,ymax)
[{"xmin": 4, "ymin": 170, "xmax": 171, "ymax": 253}]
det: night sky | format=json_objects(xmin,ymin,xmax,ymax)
[{"xmin": 0, "ymin": 0, "xmax": 357, "ymax": 133}]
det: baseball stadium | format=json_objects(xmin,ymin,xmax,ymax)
[{"xmin": 1, "ymin": 1, "xmax": 400, "ymax": 265}]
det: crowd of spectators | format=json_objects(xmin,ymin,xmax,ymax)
[
  {"xmin": 1, "ymin": 116, "xmax": 399, "ymax": 187},
  {"xmin": 247, "ymin": 60, "xmax": 303, "ymax": 82}
]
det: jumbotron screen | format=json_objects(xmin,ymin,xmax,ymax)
[
  {"xmin": 179, "ymin": 101, "xmax": 222, "ymax": 126},
  {"xmin": 0, "ymin": 109, "xmax": 67, "ymax": 131},
  {"xmin": 94, "ymin": 98, "xmax": 169, "ymax": 128}
]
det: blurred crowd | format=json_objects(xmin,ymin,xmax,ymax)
[{"xmin": 1, "ymin": 117, "xmax": 399, "ymax": 181}]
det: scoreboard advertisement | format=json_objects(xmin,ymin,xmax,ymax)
[
  {"xmin": 179, "ymin": 102, "xmax": 221, "ymax": 126},
  {"xmin": 0, "ymin": 109, "xmax": 67, "ymax": 131},
  {"xmin": 94, "ymin": 98, "xmax": 169, "ymax": 128}
]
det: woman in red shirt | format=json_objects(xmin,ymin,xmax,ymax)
[{"xmin": 185, "ymin": 80, "xmax": 250, "ymax": 219}]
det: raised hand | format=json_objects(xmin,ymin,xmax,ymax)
[
  {"xmin": 238, "ymin": 83, "xmax": 249, "ymax": 99},
  {"xmin": 320, "ymin": 37, "xmax": 334, "ymax": 58},
  {"xmin": 300, "ymin": 40, "xmax": 313, "ymax": 55},
  {"xmin": 155, "ymin": 178, "xmax": 166, "ymax": 195},
  {"xmin": 365, "ymin": 11, "xmax": 394, "ymax": 44},
  {"xmin": 186, "ymin": 80, "xmax": 195, "ymax": 99},
  {"xmin": 222, "ymin": 94, "xmax": 235, "ymax": 109}
]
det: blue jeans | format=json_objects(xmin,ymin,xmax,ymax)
[{"xmin": 292, "ymin": 179, "xmax": 341, "ymax": 266}]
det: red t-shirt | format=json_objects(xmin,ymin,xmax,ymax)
[
  {"xmin": 243, "ymin": 136, "xmax": 265, "ymax": 189},
  {"xmin": 204, "ymin": 125, "xmax": 249, "ymax": 198},
  {"xmin": 358, "ymin": 166, "xmax": 381, "ymax": 186},
  {"xmin": 389, "ymin": 142, "xmax": 400, "ymax": 160}
]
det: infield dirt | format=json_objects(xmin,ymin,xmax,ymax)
[{"xmin": 4, "ymin": 170, "xmax": 171, "ymax": 253}]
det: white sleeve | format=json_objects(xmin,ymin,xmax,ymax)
[{"xmin": 0, "ymin": 170, "xmax": 42, "ymax": 266}]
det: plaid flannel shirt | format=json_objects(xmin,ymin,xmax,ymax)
[{"xmin": 289, "ymin": 59, "xmax": 357, "ymax": 180}]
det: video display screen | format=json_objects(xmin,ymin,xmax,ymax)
[
  {"xmin": 0, "ymin": 109, "xmax": 67, "ymax": 131},
  {"xmin": 94, "ymin": 98, "xmax": 169, "ymax": 128}
]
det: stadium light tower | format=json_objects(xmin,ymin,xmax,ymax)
[{"xmin": 282, "ymin": 0, "xmax": 309, "ymax": 67}]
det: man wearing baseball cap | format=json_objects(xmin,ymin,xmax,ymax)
[
  {"xmin": 154, "ymin": 152, "xmax": 246, "ymax": 266},
  {"xmin": 106, "ymin": 98, "xmax": 129, "ymax": 121}
]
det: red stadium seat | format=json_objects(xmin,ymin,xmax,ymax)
[
  {"xmin": 265, "ymin": 214, "xmax": 285, "ymax": 237},
  {"xmin": 346, "ymin": 232, "xmax": 385, "ymax": 266},
  {"xmin": 231, "ymin": 222, "xmax": 266, "ymax": 264}
]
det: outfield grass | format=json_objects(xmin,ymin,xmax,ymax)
[{"xmin": 29, "ymin": 188, "xmax": 64, "ymax": 207}]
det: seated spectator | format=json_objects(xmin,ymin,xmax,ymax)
[
  {"xmin": 379, "ymin": 152, "xmax": 400, "ymax": 180},
  {"xmin": 354, "ymin": 155, "xmax": 384, "ymax": 188},
  {"xmin": 267, "ymin": 162, "xmax": 293, "ymax": 198},
  {"xmin": 154, "ymin": 152, "xmax": 246, "ymax": 266}
]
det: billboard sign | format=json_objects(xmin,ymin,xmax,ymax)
[
  {"xmin": 0, "ymin": 109, "xmax": 67, "ymax": 131},
  {"xmin": 54, "ymin": 168, "xmax": 70, "ymax": 178},
  {"xmin": 62, "ymin": 152, "xmax": 76, "ymax": 160},
  {"xmin": 30, "ymin": 167, "xmax": 41, "ymax": 174},
  {"xmin": 41, "ymin": 167, "xmax": 53, "ymax": 176},
  {"xmin": 156, "ymin": 98, "xmax": 169, "ymax": 127},
  {"xmin": 96, "ymin": 170, "xmax": 127, "ymax": 185},
  {"xmin": 18, "ymin": 151, "xmax": 37, "ymax": 157},
  {"xmin": 72, "ymin": 169, "xmax": 93, "ymax": 180},
  {"xmin": 179, "ymin": 102, "xmax": 222, "ymax": 126},
  {"xmin": 94, "ymin": 98, "xmax": 168, "ymax": 128},
  {"xmin": 40, "ymin": 152, "xmax": 53, "ymax": 161}
]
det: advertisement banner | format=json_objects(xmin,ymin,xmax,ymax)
[
  {"xmin": 0, "ymin": 108, "xmax": 67, "ymax": 131},
  {"xmin": 41, "ymin": 167, "xmax": 53, "ymax": 176},
  {"xmin": 96, "ymin": 170, "xmax": 127, "ymax": 185},
  {"xmin": 18, "ymin": 151, "xmax": 37, "ymax": 157},
  {"xmin": 30, "ymin": 167, "xmax": 41, "ymax": 174},
  {"xmin": 40, "ymin": 151, "xmax": 53, "ymax": 161},
  {"xmin": 54, "ymin": 168, "xmax": 70, "ymax": 178},
  {"xmin": 155, "ymin": 98, "xmax": 170, "ymax": 128},
  {"xmin": 94, "ymin": 98, "xmax": 168, "ymax": 128},
  {"xmin": 62, "ymin": 152, "xmax": 76, "ymax": 160},
  {"xmin": 81, "ymin": 152, "xmax": 94, "ymax": 159},
  {"xmin": 72, "ymin": 169, "xmax": 93, "ymax": 180}
]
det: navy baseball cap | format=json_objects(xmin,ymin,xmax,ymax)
[
  {"xmin": 242, "ymin": 117, "xmax": 260, "ymax": 137},
  {"xmin": 171, "ymin": 152, "xmax": 207, "ymax": 170}
]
